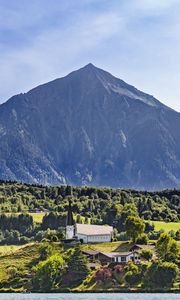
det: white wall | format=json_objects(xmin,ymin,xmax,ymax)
[
  {"xmin": 114, "ymin": 253, "xmax": 140, "ymax": 263},
  {"xmin": 76, "ymin": 234, "xmax": 111, "ymax": 243},
  {"xmin": 129, "ymin": 252, "xmax": 140, "ymax": 263},
  {"xmin": 76, "ymin": 233, "xmax": 88, "ymax": 243},
  {"xmin": 66, "ymin": 225, "xmax": 74, "ymax": 239},
  {"xmin": 114, "ymin": 256, "xmax": 128, "ymax": 263}
]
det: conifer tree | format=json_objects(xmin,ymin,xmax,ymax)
[{"xmin": 63, "ymin": 244, "xmax": 90, "ymax": 287}]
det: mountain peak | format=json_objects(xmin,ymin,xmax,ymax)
[
  {"xmin": 72, "ymin": 64, "xmax": 162, "ymax": 109},
  {"xmin": 78, "ymin": 63, "xmax": 100, "ymax": 74},
  {"xmin": 0, "ymin": 64, "xmax": 179, "ymax": 189},
  {"xmin": 83, "ymin": 63, "xmax": 96, "ymax": 68}
]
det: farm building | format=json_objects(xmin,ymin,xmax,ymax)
[
  {"xmin": 66, "ymin": 201, "xmax": 113, "ymax": 243},
  {"xmin": 75, "ymin": 223, "xmax": 113, "ymax": 243}
]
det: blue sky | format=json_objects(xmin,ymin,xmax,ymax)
[{"xmin": 0, "ymin": 0, "xmax": 180, "ymax": 111}]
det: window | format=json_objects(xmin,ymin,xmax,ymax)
[{"xmin": 121, "ymin": 256, "xmax": 127, "ymax": 262}]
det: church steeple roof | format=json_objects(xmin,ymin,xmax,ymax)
[{"xmin": 66, "ymin": 200, "xmax": 74, "ymax": 226}]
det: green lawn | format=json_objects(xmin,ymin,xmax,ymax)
[{"xmin": 151, "ymin": 221, "xmax": 180, "ymax": 232}]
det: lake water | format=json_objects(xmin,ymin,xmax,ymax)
[{"xmin": 0, "ymin": 294, "xmax": 179, "ymax": 300}]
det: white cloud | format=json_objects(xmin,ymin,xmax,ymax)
[
  {"xmin": 136, "ymin": 0, "xmax": 179, "ymax": 10},
  {"xmin": 0, "ymin": 8, "xmax": 123, "ymax": 101},
  {"xmin": 0, "ymin": 0, "xmax": 180, "ymax": 112}
]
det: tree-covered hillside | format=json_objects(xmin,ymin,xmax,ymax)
[
  {"xmin": 0, "ymin": 180, "xmax": 179, "ymax": 221},
  {"xmin": 0, "ymin": 180, "xmax": 179, "ymax": 245}
]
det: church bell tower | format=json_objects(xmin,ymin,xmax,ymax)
[{"xmin": 66, "ymin": 200, "xmax": 75, "ymax": 240}]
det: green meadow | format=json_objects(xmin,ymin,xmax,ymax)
[{"xmin": 151, "ymin": 221, "xmax": 180, "ymax": 232}]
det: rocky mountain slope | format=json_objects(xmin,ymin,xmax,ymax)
[{"xmin": 0, "ymin": 63, "xmax": 180, "ymax": 190}]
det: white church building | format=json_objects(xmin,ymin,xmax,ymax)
[{"xmin": 66, "ymin": 201, "xmax": 113, "ymax": 243}]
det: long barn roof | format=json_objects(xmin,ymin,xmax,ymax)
[{"xmin": 76, "ymin": 223, "xmax": 113, "ymax": 236}]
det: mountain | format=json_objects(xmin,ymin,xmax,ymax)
[{"xmin": 0, "ymin": 63, "xmax": 180, "ymax": 190}]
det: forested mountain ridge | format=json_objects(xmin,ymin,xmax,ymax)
[{"xmin": 0, "ymin": 64, "xmax": 180, "ymax": 189}]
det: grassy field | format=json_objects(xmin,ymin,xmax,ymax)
[
  {"xmin": 151, "ymin": 221, "xmax": 180, "ymax": 232},
  {"xmin": 5, "ymin": 212, "xmax": 46, "ymax": 223},
  {"xmin": 0, "ymin": 243, "xmax": 40, "ymax": 282},
  {"xmin": 0, "ymin": 242, "xmax": 63, "ymax": 292},
  {"xmin": 4, "ymin": 212, "xmax": 91, "ymax": 224},
  {"xmin": 81, "ymin": 241, "xmax": 133, "ymax": 253},
  {"xmin": 28, "ymin": 212, "xmax": 46, "ymax": 223},
  {"xmin": 0, "ymin": 245, "xmax": 23, "ymax": 255}
]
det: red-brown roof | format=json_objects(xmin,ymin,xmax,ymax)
[
  {"xmin": 100, "ymin": 251, "xmax": 136, "ymax": 258},
  {"xmin": 130, "ymin": 244, "xmax": 155, "ymax": 251},
  {"xmin": 82, "ymin": 250, "xmax": 100, "ymax": 256},
  {"xmin": 82, "ymin": 249, "xmax": 140, "ymax": 258}
]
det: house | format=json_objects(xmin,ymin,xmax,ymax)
[
  {"xmin": 97, "ymin": 251, "xmax": 140, "ymax": 264},
  {"xmin": 112, "ymin": 251, "xmax": 140, "ymax": 264},
  {"xmin": 130, "ymin": 244, "xmax": 155, "ymax": 252},
  {"xmin": 82, "ymin": 249, "xmax": 100, "ymax": 261},
  {"xmin": 66, "ymin": 201, "xmax": 113, "ymax": 243},
  {"xmin": 82, "ymin": 250, "xmax": 140, "ymax": 265},
  {"xmin": 130, "ymin": 243, "xmax": 156, "ymax": 259}
]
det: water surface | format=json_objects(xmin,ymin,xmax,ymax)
[{"xmin": 0, "ymin": 293, "xmax": 179, "ymax": 300}]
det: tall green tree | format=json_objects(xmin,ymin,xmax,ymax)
[
  {"xmin": 62, "ymin": 244, "xmax": 90, "ymax": 287},
  {"xmin": 125, "ymin": 216, "xmax": 145, "ymax": 242},
  {"xmin": 33, "ymin": 255, "xmax": 65, "ymax": 292},
  {"xmin": 156, "ymin": 233, "xmax": 179, "ymax": 262}
]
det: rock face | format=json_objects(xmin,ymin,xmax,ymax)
[{"xmin": 0, "ymin": 63, "xmax": 180, "ymax": 190}]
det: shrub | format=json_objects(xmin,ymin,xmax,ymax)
[
  {"xmin": 39, "ymin": 244, "xmax": 53, "ymax": 260},
  {"xmin": 114, "ymin": 264, "xmax": 123, "ymax": 273},
  {"xmin": 124, "ymin": 271, "xmax": 141, "ymax": 286},
  {"xmin": 128, "ymin": 263, "xmax": 139, "ymax": 274},
  {"xmin": 141, "ymin": 249, "xmax": 153, "ymax": 261},
  {"xmin": 117, "ymin": 232, "xmax": 128, "ymax": 241},
  {"xmin": 7, "ymin": 267, "xmax": 18, "ymax": 279},
  {"xmin": 136, "ymin": 233, "xmax": 148, "ymax": 244},
  {"xmin": 95, "ymin": 268, "xmax": 112, "ymax": 282},
  {"xmin": 143, "ymin": 261, "xmax": 178, "ymax": 289}
]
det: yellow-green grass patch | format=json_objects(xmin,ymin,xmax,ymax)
[
  {"xmin": 0, "ymin": 245, "xmax": 23, "ymax": 256},
  {"xmin": 0, "ymin": 243, "xmax": 40, "ymax": 281},
  {"xmin": 150, "ymin": 221, "xmax": 180, "ymax": 232},
  {"xmin": 81, "ymin": 241, "xmax": 132, "ymax": 253},
  {"xmin": 27, "ymin": 212, "xmax": 46, "ymax": 223},
  {"xmin": 4, "ymin": 212, "xmax": 46, "ymax": 223},
  {"xmin": 4, "ymin": 212, "xmax": 91, "ymax": 224}
]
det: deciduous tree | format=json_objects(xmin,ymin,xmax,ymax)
[{"xmin": 125, "ymin": 216, "xmax": 145, "ymax": 242}]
